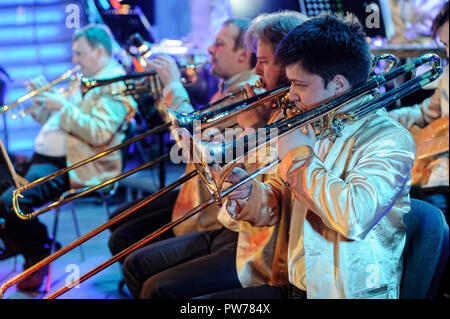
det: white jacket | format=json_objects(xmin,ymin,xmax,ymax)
[{"xmin": 229, "ymin": 107, "xmax": 416, "ymax": 298}]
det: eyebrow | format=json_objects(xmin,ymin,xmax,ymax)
[{"xmin": 288, "ymin": 77, "xmax": 308, "ymax": 83}]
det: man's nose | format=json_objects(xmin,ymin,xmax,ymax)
[
  {"xmin": 207, "ymin": 44, "xmax": 215, "ymax": 56},
  {"xmin": 254, "ymin": 61, "xmax": 263, "ymax": 76},
  {"xmin": 288, "ymin": 85, "xmax": 298, "ymax": 102}
]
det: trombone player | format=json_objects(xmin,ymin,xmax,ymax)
[
  {"xmin": 121, "ymin": 11, "xmax": 308, "ymax": 299},
  {"xmin": 207, "ymin": 13, "xmax": 416, "ymax": 299},
  {"xmin": 0, "ymin": 24, "xmax": 137, "ymax": 291},
  {"xmin": 107, "ymin": 18, "xmax": 260, "ymax": 261}
]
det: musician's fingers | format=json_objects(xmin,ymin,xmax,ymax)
[{"xmin": 244, "ymin": 83, "xmax": 256, "ymax": 98}]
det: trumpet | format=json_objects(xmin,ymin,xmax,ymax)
[
  {"xmin": 79, "ymin": 60, "xmax": 210, "ymax": 98},
  {"xmin": 0, "ymin": 53, "xmax": 442, "ymax": 299},
  {"xmin": 0, "ymin": 66, "xmax": 81, "ymax": 117},
  {"xmin": 79, "ymin": 33, "xmax": 212, "ymax": 98}
]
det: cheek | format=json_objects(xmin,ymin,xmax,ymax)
[
  {"xmin": 83, "ymin": 54, "xmax": 95, "ymax": 65},
  {"xmin": 215, "ymin": 47, "xmax": 227, "ymax": 59},
  {"xmin": 300, "ymin": 88, "xmax": 322, "ymax": 109},
  {"xmin": 262, "ymin": 66, "xmax": 278, "ymax": 88}
]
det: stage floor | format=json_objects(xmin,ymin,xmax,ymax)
[
  {"xmin": 0, "ymin": 161, "xmax": 185, "ymax": 299},
  {"xmin": 0, "ymin": 199, "xmax": 138, "ymax": 299}
]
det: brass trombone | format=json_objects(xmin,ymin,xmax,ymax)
[
  {"xmin": 10, "ymin": 83, "xmax": 286, "ymax": 220},
  {"xmin": 0, "ymin": 83, "xmax": 291, "ymax": 298},
  {"xmin": 0, "ymin": 65, "xmax": 81, "ymax": 116},
  {"xmin": 0, "ymin": 53, "xmax": 442, "ymax": 298}
]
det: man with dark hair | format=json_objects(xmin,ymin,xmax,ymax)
[
  {"xmin": 0, "ymin": 24, "xmax": 137, "ymax": 291},
  {"xmin": 214, "ymin": 13, "xmax": 415, "ymax": 299}
]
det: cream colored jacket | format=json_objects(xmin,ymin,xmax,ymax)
[
  {"xmin": 33, "ymin": 60, "xmax": 137, "ymax": 188},
  {"xmin": 389, "ymin": 66, "xmax": 449, "ymax": 187},
  {"xmin": 229, "ymin": 107, "xmax": 416, "ymax": 298}
]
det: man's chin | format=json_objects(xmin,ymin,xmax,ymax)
[{"xmin": 210, "ymin": 66, "xmax": 219, "ymax": 78}]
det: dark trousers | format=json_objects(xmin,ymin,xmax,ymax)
[
  {"xmin": 122, "ymin": 226, "xmax": 241, "ymax": 299},
  {"xmin": 410, "ymin": 185, "xmax": 449, "ymax": 217},
  {"xmin": 410, "ymin": 185, "xmax": 449, "ymax": 299},
  {"xmin": 0, "ymin": 153, "xmax": 69, "ymax": 261},
  {"xmin": 107, "ymin": 190, "xmax": 180, "ymax": 259},
  {"xmin": 195, "ymin": 283, "xmax": 307, "ymax": 299}
]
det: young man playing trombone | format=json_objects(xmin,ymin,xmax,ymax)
[
  {"xmin": 208, "ymin": 13, "xmax": 416, "ymax": 299},
  {"xmin": 0, "ymin": 24, "xmax": 137, "ymax": 291},
  {"xmin": 121, "ymin": 10, "xmax": 308, "ymax": 299}
]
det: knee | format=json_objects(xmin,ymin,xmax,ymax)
[
  {"xmin": 140, "ymin": 276, "xmax": 179, "ymax": 299},
  {"xmin": 108, "ymin": 230, "xmax": 126, "ymax": 257},
  {"xmin": 122, "ymin": 253, "xmax": 145, "ymax": 299}
]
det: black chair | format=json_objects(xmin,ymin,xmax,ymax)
[{"xmin": 400, "ymin": 198, "xmax": 449, "ymax": 299}]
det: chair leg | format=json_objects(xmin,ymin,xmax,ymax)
[
  {"xmin": 45, "ymin": 206, "xmax": 61, "ymax": 293},
  {"xmin": 101, "ymin": 192, "xmax": 111, "ymax": 217},
  {"xmin": 70, "ymin": 202, "xmax": 85, "ymax": 262},
  {"xmin": 52, "ymin": 207, "xmax": 60, "ymax": 248}
]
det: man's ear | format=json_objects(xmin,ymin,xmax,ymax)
[
  {"xmin": 333, "ymin": 74, "xmax": 349, "ymax": 94},
  {"xmin": 237, "ymin": 48, "xmax": 252, "ymax": 64},
  {"xmin": 94, "ymin": 45, "xmax": 105, "ymax": 59}
]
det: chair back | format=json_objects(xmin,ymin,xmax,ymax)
[{"xmin": 400, "ymin": 198, "xmax": 449, "ymax": 299}]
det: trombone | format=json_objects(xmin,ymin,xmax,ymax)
[
  {"xmin": 10, "ymin": 51, "xmax": 395, "ymax": 216},
  {"xmin": 9, "ymin": 81, "xmax": 284, "ymax": 220},
  {"xmin": 0, "ymin": 53, "xmax": 442, "ymax": 298},
  {"xmin": 0, "ymin": 65, "xmax": 81, "ymax": 117}
]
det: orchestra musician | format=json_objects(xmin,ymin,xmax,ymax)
[
  {"xmin": 121, "ymin": 10, "xmax": 308, "ymax": 299},
  {"xmin": 106, "ymin": 17, "xmax": 259, "ymax": 282},
  {"xmin": 203, "ymin": 13, "xmax": 416, "ymax": 299},
  {"xmin": 389, "ymin": 1, "xmax": 449, "ymax": 299},
  {"xmin": 0, "ymin": 24, "xmax": 137, "ymax": 291},
  {"xmin": 389, "ymin": 1, "xmax": 448, "ymax": 216}
]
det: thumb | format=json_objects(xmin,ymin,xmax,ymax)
[{"xmin": 244, "ymin": 83, "xmax": 256, "ymax": 98}]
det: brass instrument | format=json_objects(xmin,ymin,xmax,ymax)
[
  {"xmin": 0, "ymin": 66, "xmax": 81, "ymax": 117},
  {"xmin": 371, "ymin": 53, "xmax": 398, "ymax": 76},
  {"xmin": 79, "ymin": 60, "xmax": 210, "ymax": 98},
  {"xmin": 79, "ymin": 33, "xmax": 211, "ymax": 98},
  {"xmin": 9, "ymin": 82, "xmax": 286, "ymax": 221},
  {"xmin": 0, "ymin": 53, "xmax": 442, "ymax": 299}
]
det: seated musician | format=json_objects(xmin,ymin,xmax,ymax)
[
  {"xmin": 0, "ymin": 24, "xmax": 137, "ymax": 291},
  {"xmin": 121, "ymin": 10, "xmax": 308, "ymax": 299},
  {"xmin": 389, "ymin": 1, "xmax": 449, "ymax": 216},
  {"xmin": 106, "ymin": 17, "xmax": 258, "ymax": 273},
  {"xmin": 389, "ymin": 1, "xmax": 448, "ymax": 299},
  {"xmin": 206, "ymin": 13, "xmax": 416, "ymax": 299}
]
